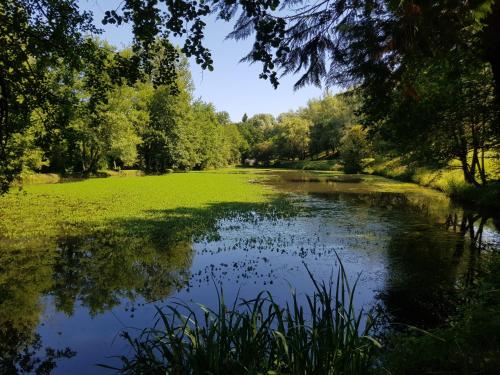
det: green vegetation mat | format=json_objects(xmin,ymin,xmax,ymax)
[{"xmin": 0, "ymin": 169, "xmax": 275, "ymax": 240}]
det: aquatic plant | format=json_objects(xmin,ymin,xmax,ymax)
[{"xmin": 105, "ymin": 262, "xmax": 380, "ymax": 374}]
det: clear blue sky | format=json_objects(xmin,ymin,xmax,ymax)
[{"xmin": 79, "ymin": 1, "xmax": 335, "ymax": 122}]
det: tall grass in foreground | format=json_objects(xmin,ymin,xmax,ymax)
[{"xmin": 106, "ymin": 264, "xmax": 380, "ymax": 374}]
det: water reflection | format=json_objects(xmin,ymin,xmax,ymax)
[
  {"xmin": 0, "ymin": 328, "xmax": 75, "ymax": 375},
  {"xmin": 0, "ymin": 200, "xmax": 287, "ymax": 373},
  {"xmin": 51, "ymin": 233, "xmax": 192, "ymax": 315},
  {"xmin": 0, "ymin": 171, "xmax": 499, "ymax": 373}
]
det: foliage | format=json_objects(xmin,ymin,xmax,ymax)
[
  {"xmin": 339, "ymin": 125, "xmax": 371, "ymax": 174},
  {"xmin": 382, "ymin": 255, "xmax": 500, "ymax": 375},
  {"xmin": 2, "ymin": 40, "xmax": 242, "ymax": 180},
  {"xmin": 367, "ymin": 51, "xmax": 499, "ymax": 187},
  {"xmin": 274, "ymin": 113, "xmax": 312, "ymax": 160},
  {"xmin": 0, "ymin": 0, "xmax": 96, "ymax": 192},
  {"xmin": 236, "ymin": 92, "xmax": 358, "ymax": 165},
  {"xmin": 301, "ymin": 93, "xmax": 358, "ymax": 157},
  {"xmin": 106, "ymin": 264, "xmax": 380, "ymax": 375},
  {"xmin": 237, "ymin": 113, "xmax": 277, "ymax": 161}
]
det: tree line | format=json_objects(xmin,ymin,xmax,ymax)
[
  {"xmin": 11, "ymin": 40, "xmax": 244, "ymax": 179},
  {"xmin": 1, "ymin": 0, "xmax": 499, "ymax": 192}
]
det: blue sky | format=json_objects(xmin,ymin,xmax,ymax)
[{"xmin": 79, "ymin": 1, "xmax": 335, "ymax": 122}]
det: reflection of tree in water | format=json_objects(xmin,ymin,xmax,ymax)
[
  {"xmin": 445, "ymin": 212, "xmax": 494, "ymax": 290},
  {"xmin": 0, "ymin": 225, "xmax": 194, "ymax": 373},
  {"xmin": 51, "ymin": 231, "xmax": 193, "ymax": 315},
  {"xmin": 0, "ymin": 199, "xmax": 288, "ymax": 372},
  {"xmin": 382, "ymin": 226, "xmax": 466, "ymax": 328},
  {"xmin": 0, "ymin": 238, "xmax": 66, "ymax": 374},
  {"xmin": 382, "ymin": 208, "xmax": 495, "ymax": 329},
  {"xmin": 307, "ymin": 190, "xmax": 498, "ymax": 329},
  {"xmin": 446, "ymin": 212, "xmax": 487, "ymax": 253},
  {"xmin": 0, "ymin": 326, "xmax": 75, "ymax": 375}
]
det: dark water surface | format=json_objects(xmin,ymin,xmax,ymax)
[{"xmin": 1, "ymin": 171, "xmax": 499, "ymax": 374}]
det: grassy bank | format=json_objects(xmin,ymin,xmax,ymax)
[
  {"xmin": 271, "ymin": 159, "xmax": 343, "ymax": 171},
  {"xmin": 365, "ymin": 157, "xmax": 500, "ymax": 213}
]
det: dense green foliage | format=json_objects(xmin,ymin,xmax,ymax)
[
  {"xmin": 8, "ymin": 41, "xmax": 243, "ymax": 179},
  {"xmin": 338, "ymin": 125, "xmax": 371, "ymax": 174},
  {"xmin": 235, "ymin": 92, "xmax": 359, "ymax": 165}
]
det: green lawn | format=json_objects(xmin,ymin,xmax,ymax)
[{"xmin": 0, "ymin": 169, "xmax": 276, "ymax": 240}]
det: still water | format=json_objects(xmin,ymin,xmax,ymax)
[{"xmin": 1, "ymin": 171, "xmax": 499, "ymax": 373}]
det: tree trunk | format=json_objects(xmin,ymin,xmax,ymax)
[
  {"xmin": 459, "ymin": 154, "xmax": 481, "ymax": 187},
  {"xmin": 484, "ymin": 2, "xmax": 500, "ymax": 110}
]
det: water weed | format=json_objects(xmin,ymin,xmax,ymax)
[{"xmin": 105, "ymin": 261, "xmax": 380, "ymax": 375}]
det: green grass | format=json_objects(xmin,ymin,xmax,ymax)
[
  {"xmin": 0, "ymin": 169, "xmax": 276, "ymax": 240},
  {"xmin": 365, "ymin": 156, "xmax": 500, "ymax": 212},
  {"xmin": 104, "ymin": 263, "xmax": 380, "ymax": 375},
  {"xmin": 271, "ymin": 159, "xmax": 343, "ymax": 171}
]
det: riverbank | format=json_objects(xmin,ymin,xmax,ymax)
[
  {"xmin": 257, "ymin": 157, "xmax": 500, "ymax": 214},
  {"xmin": 365, "ymin": 157, "xmax": 500, "ymax": 214}
]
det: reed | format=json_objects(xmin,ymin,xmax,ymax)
[{"xmin": 106, "ymin": 262, "xmax": 380, "ymax": 374}]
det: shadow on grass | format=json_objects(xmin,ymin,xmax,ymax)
[{"xmin": 107, "ymin": 198, "xmax": 295, "ymax": 247}]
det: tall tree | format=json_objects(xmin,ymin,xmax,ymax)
[
  {"xmin": 275, "ymin": 113, "xmax": 311, "ymax": 160},
  {"xmin": 300, "ymin": 93, "xmax": 357, "ymax": 157}
]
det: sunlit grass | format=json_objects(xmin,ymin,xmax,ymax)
[
  {"xmin": 367, "ymin": 154, "xmax": 500, "ymax": 192},
  {"xmin": 272, "ymin": 159, "xmax": 343, "ymax": 171}
]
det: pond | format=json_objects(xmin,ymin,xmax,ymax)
[{"xmin": 1, "ymin": 170, "xmax": 499, "ymax": 373}]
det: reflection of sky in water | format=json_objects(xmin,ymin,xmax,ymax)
[{"xmin": 23, "ymin": 176, "xmax": 500, "ymax": 373}]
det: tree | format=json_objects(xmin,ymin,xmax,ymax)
[
  {"xmin": 339, "ymin": 125, "xmax": 371, "ymax": 174},
  {"xmin": 216, "ymin": 111, "xmax": 231, "ymax": 125},
  {"xmin": 300, "ymin": 93, "xmax": 357, "ymax": 157},
  {"xmin": 237, "ymin": 114, "xmax": 277, "ymax": 161},
  {"xmin": 0, "ymin": 0, "xmax": 208, "ymax": 191},
  {"xmin": 275, "ymin": 114, "xmax": 311, "ymax": 160},
  {"xmin": 0, "ymin": 0, "xmax": 95, "ymax": 191},
  {"xmin": 373, "ymin": 52, "xmax": 499, "ymax": 187},
  {"xmin": 139, "ymin": 81, "xmax": 194, "ymax": 172},
  {"xmin": 220, "ymin": 124, "xmax": 247, "ymax": 165},
  {"xmin": 103, "ymin": 85, "xmax": 142, "ymax": 169}
]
